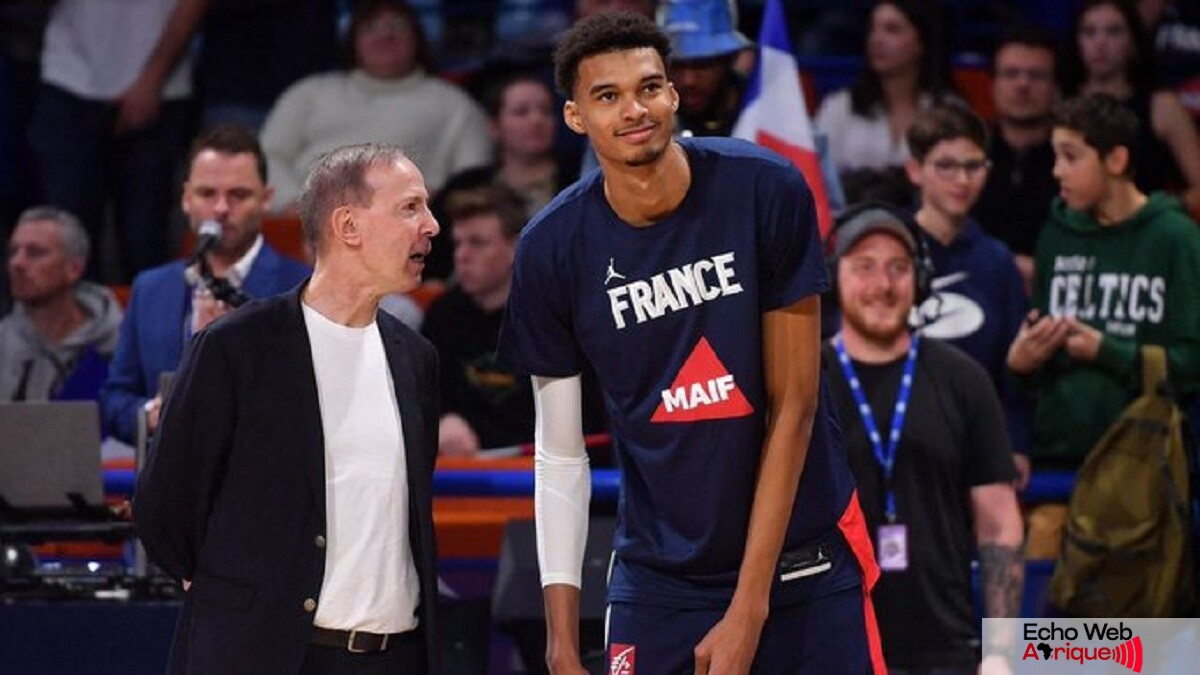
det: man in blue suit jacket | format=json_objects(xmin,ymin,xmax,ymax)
[{"xmin": 101, "ymin": 124, "xmax": 309, "ymax": 442}]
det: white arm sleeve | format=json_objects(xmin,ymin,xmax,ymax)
[{"xmin": 532, "ymin": 374, "xmax": 590, "ymax": 588}]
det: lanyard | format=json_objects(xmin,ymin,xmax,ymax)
[{"xmin": 834, "ymin": 333, "xmax": 920, "ymax": 523}]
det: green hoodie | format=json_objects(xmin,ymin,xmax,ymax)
[{"xmin": 1027, "ymin": 192, "xmax": 1200, "ymax": 469}]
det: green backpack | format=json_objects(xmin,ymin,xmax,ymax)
[{"xmin": 1050, "ymin": 346, "xmax": 1195, "ymax": 617}]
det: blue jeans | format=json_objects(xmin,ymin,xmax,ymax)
[{"xmin": 27, "ymin": 82, "xmax": 191, "ymax": 281}]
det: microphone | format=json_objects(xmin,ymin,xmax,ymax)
[
  {"xmin": 192, "ymin": 220, "xmax": 222, "ymax": 262},
  {"xmin": 190, "ymin": 220, "xmax": 252, "ymax": 307}
]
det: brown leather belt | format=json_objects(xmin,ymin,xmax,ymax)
[{"xmin": 310, "ymin": 626, "xmax": 419, "ymax": 653}]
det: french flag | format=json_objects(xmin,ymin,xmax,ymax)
[{"xmin": 733, "ymin": 0, "xmax": 833, "ymax": 237}]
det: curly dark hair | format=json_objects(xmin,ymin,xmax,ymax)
[
  {"xmin": 553, "ymin": 12, "xmax": 671, "ymax": 99},
  {"xmin": 1053, "ymin": 93, "xmax": 1141, "ymax": 176}
]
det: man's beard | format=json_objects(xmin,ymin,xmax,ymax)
[{"xmin": 842, "ymin": 303, "xmax": 910, "ymax": 347}]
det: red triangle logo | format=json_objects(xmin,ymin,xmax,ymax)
[{"xmin": 651, "ymin": 338, "xmax": 754, "ymax": 423}]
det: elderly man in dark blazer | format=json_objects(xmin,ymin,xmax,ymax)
[{"xmin": 135, "ymin": 143, "xmax": 441, "ymax": 674}]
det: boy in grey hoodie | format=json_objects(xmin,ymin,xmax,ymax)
[{"xmin": 0, "ymin": 207, "xmax": 122, "ymax": 401}]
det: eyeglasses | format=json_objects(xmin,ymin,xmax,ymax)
[{"xmin": 929, "ymin": 158, "xmax": 991, "ymax": 180}]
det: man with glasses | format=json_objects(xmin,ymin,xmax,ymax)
[
  {"xmin": 905, "ymin": 101, "xmax": 1033, "ymax": 486},
  {"xmin": 972, "ymin": 27, "xmax": 1060, "ymax": 290}
]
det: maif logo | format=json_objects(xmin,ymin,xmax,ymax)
[
  {"xmin": 1021, "ymin": 622, "xmax": 1143, "ymax": 672},
  {"xmin": 609, "ymin": 643, "xmax": 636, "ymax": 675},
  {"xmin": 652, "ymin": 338, "xmax": 753, "ymax": 423}
]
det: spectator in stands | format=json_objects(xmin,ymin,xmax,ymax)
[
  {"xmin": 905, "ymin": 102, "xmax": 1033, "ymax": 484},
  {"xmin": 659, "ymin": 0, "xmax": 752, "ymax": 139},
  {"xmin": 1066, "ymin": 0, "xmax": 1200, "ymax": 213},
  {"xmin": 1008, "ymin": 94, "xmax": 1200, "ymax": 553},
  {"xmin": 100, "ymin": 125, "xmax": 310, "ymax": 444},
  {"xmin": 825, "ymin": 205, "xmax": 1023, "ymax": 674},
  {"xmin": 463, "ymin": 71, "xmax": 577, "ymax": 217},
  {"xmin": 973, "ymin": 27, "xmax": 1060, "ymax": 291},
  {"xmin": 427, "ymin": 70, "xmax": 580, "ymax": 280},
  {"xmin": 27, "ymin": 0, "xmax": 206, "ymax": 282},
  {"xmin": 1142, "ymin": 1, "xmax": 1200, "ymax": 125},
  {"xmin": 195, "ymin": 0, "xmax": 339, "ymax": 132},
  {"xmin": 0, "ymin": 206, "xmax": 121, "ymax": 402},
  {"xmin": 260, "ymin": 0, "xmax": 492, "ymax": 213},
  {"xmin": 423, "ymin": 184, "xmax": 531, "ymax": 456},
  {"xmin": 815, "ymin": 0, "xmax": 957, "ymax": 202}
]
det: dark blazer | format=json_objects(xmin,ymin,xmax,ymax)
[
  {"xmin": 100, "ymin": 244, "xmax": 311, "ymax": 443},
  {"xmin": 134, "ymin": 284, "xmax": 439, "ymax": 674}
]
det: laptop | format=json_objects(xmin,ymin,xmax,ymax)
[{"xmin": 0, "ymin": 401, "xmax": 104, "ymax": 514}]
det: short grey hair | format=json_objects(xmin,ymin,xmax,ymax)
[
  {"xmin": 16, "ymin": 206, "xmax": 90, "ymax": 263},
  {"xmin": 298, "ymin": 143, "xmax": 412, "ymax": 253}
]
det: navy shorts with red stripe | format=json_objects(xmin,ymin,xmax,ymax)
[
  {"xmin": 607, "ymin": 492, "xmax": 885, "ymax": 674},
  {"xmin": 607, "ymin": 584, "xmax": 879, "ymax": 674}
]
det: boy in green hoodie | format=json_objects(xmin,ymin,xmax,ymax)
[{"xmin": 1008, "ymin": 93, "xmax": 1200, "ymax": 478}]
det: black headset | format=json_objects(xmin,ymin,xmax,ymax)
[{"xmin": 826, "ymin": 201, "xmax": 934, "ymax": 306}]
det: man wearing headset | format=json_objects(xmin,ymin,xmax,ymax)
[{"xmin": 824, "ymin": 205, "xmax": 1024, "ymax": 675}]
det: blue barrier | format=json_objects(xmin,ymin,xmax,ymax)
[
  {"xmin": 1023, "ymin": 471, "xmax": 1075, "ymax": 504},
  {"xmin": 104, "ymin": 469, "xmax": 135, "ymax": 496},
  {"xmin": 103, "ymin": 467, "xmax": 625, "ymax": 501}
]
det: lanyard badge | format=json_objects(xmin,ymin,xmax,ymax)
[{"xmin": 834, "ymin": 334, "xmax": 920, "ymax": 571}]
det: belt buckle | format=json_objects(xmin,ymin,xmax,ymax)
[{"xmin": 346, "ymin": 629, "xmax": 368, "ymax": 654}]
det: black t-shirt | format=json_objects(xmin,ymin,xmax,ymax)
[
  {"xmin": 423, "ymin": 288, "xmax": 608, "ymax": 452},
  {"xmin": 1125, "ymin": 89, "xmax": 1187, "ymax": 193},
  {"xmin": 823, "ymin": 338, "xmax": 1017, "ymax": 669},
  {"xmin": 422, "ymin": 288, "xmax": 535, "ymax": 450},
  {"xmin": 973, "ymin": 132, "xmax": 1057, "ymax": 256}
]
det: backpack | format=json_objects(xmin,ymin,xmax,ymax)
[{"xmin": 1050, "ymin": 346, "xmax": 1195, "ymax": 617}]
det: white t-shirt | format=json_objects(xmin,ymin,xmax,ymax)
[
  {"xmin": 303, "ymin": 303, "xmax": 419, "ymax": 633},
  {"xmin": 814, "ymin": 89, "xmax": 911, "ymax": 173},
  {"xmin": 41, "ymin": 0, "xmax": 192, "ymax": 100}
]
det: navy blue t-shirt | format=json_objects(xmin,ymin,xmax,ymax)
[{"xmin": 498, "ymin": 137, "xmax": 865, "ymax": 608}]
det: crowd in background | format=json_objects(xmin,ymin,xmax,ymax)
[{"xmin": 0, "ymin": 1, "xmax": 1196, "ymax": 284}]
